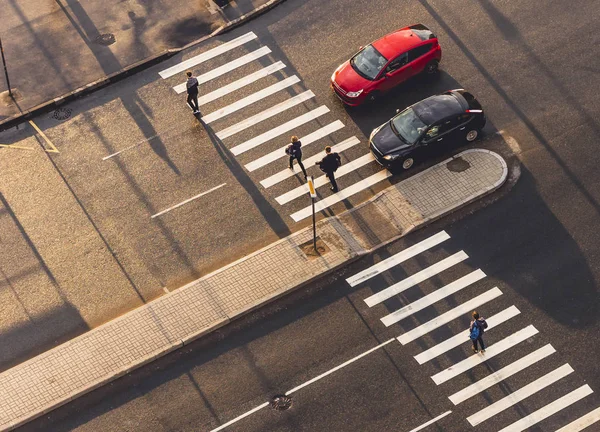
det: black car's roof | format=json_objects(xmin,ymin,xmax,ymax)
[{"xmin": 412, "ymin": 93, "xmax": 465, "ymax": 125}]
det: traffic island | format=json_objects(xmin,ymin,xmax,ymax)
[{"xmin": 0, "ymin": 149, "xmax": 508, "ymax": 431}]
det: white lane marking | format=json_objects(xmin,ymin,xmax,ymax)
[
  {"xmin": 449, "ymin": 344, "xmax": 556, "ymax": 405},
  {"xmin": 468, "ymin": 364, "xmax": 574, "ymax": 426},
  {"xmin": 199, "ymin": 62, "xmax": 286, "ymax": 105},
  {"xmin": 364, "ymin": 251, "xmax": 469, "ymax": 308},
  {"xmin": 431, "ymin": 325, "xmax": 539, "ymax": 385},
  {"xmin": 159, "ymin": 32, "xmax": 257, "ymax": 79},
  {"xmin": 407, "ymin": 411, "xmax": 452, "ymax": 432},
  {"xmin": 290, "ymin": 169, "xmax": 392, "ymax": 222},
  {"xmin": 230, "ymin": 106, "xmax": 329, "ymax": 156},
  {"xmin": 173, "ymin": 47, "xmax": 272, "ymax": 93},
  {"xmin": 555, "ymin": 406, "xmax": 600, "ymax": 432},
  {"xmin": 346, "ymin": 231, "xmax": 451, "ymax": 287},
  {"xmin": 217, "ymin": 90, "xmax": 314, "ymax": 139},
  {"xmin": 260, "ymin": 136, "xmax": 359, "ymax": 188},
  {"xmin": 276, "ymin": 153, "xmax": 375, "ymax": 205},
  {"xmin": 202, "ymin": 75, "xmax": 300, "ymax": 124},
  {"xmin": 102, "ymin": 125, "xmax": 179, "ymax": 160},
  {"xmin": 285, "ymin": 339, "xmax": 395, "ymax": 395},
  {"xmin": 151, "ymin": 183, "xmax": 226, "ymax": 218},
  {"xmin": 397, "ymin": 287, "xmax": 503, "ymax": 345},
  {"xmin": 415, "ymin": 305, "xmax": 520, "ymax": 365},
  {"xmin": 246, "ymin": 121, "xmax": 344, "ymax": 172},
  {"xmin": 498, "ymin": 385, "xmax": 593, "ymax": 432},
  {"xmin": 209, "ymin": 401, "xmax": 269, "ymax": 432},
  {"xmin": 381, "ymin": 270, "xmax": 486, "ymax": 327}
]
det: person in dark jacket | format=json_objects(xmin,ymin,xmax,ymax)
[
  {"xmin": 316, "ymin": 146, "xmax": 341, "ymax": 192},
  {"xmin": 186, "ymin": 71, "xmax": 200, "ymax": 114},
  {"xmin": 287, "ymin": 136, "xmax": 307, "ymax": 179},
  {"xmin": 469, "ymin": 311, "xmax": 487, "ymax": 353}
]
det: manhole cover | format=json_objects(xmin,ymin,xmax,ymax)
[
  {"xmin": 52, "ymin": 107, "xmax": 72, "ymax": 120},
  {"xmin": 270, "ymin": 395, "xmax": 292, "ymax": 411},
  {"xmin": 446, "ymin": 156, "xmax": 471, "ymax": 173},
  {"xmin": 95, "ymin": 33, "xmax": 116, "ymax": 46}
]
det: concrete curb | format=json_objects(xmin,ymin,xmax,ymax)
[{"xmin": 0, "ymin": 0, "xmax": 288, "ymax": 133}]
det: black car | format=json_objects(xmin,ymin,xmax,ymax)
[{"xmin": 369, "ymin": 89, "xmax": 486, "ymax": 170}]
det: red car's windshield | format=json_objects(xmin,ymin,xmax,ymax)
[{"xmin": 350, "ymin": 44, "xmax": 388, "ymax": 80}]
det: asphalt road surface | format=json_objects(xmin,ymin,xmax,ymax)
[{"xmin": 3, "ymin": 0, "xmax": 600, "ymax": 428}]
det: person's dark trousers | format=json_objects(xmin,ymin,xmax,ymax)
[
  {"xmin": 472, "ymin": 336, "xmax": 485, "ymax": 351},
  {"xmin": 187, "ymin": 94, "xmax": 199, "ymax": 112},
  {"xmin": 289, "ymin": 155, "xmax": 307, "ymax": 177},
  {"xmin": 326, "ymin": 170, "xmax": 338, "ymax": 192}
]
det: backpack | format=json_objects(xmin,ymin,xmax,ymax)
[
  {"xmin": 333, "ymin": 153, "xmax": 342, "ymax": 171},
  {"xmin": 469, "ymin": 321, "xmax": 481, "ymax": 340}
]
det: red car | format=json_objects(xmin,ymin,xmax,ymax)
[{"xmin": 331, "ymin": 24, "xmax": 442, "ymax": 106}]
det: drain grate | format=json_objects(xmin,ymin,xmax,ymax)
[
  {"xmin": 52, "ymin": 107, "xmax": 72, "ymax": 121},
  {"xmin": 95, "ymin": 33, "xmax": 116, "ymax": 46},
  {"xmin": 270, "ymin": 395, "xmax": 292, "ymax": 411}
]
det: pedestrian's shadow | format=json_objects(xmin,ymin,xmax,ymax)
[{"xmin": 199, "ymin": 115, "xmax": 291, "ymax": 237}]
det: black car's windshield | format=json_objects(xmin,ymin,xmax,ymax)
[
  {"xmin": 350, "ymin": 45, "xmax": 388, "ymax": 80},
  {"xmin": 391, "ymin": 108, "xmax": 428, "ymax": 144}
]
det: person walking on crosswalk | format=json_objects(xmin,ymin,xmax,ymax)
[
  {"xmin": 316, "ymin": 146, "xmax": 342, "ymax": 193},
  {"xmin": 469, "ymin": 311, "xmax": 488, "ymax": 353},
  {"xmin": 286, "ymin": 136, "xmax": 307, "ymax": 179},
  {"xmin": 185, "ymin": 71, "xmax": 200, "ymax": 114}
]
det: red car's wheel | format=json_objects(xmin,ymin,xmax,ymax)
[{"xmin": 425, "ymin": 60, "xmax": 439, "ymax": 75}]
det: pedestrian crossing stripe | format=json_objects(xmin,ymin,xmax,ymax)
[
  {"xmin": 448, "ymin": 344, "xmax": 556, "ymax": 405},
  {"xmin": 555, "ymin": 406, "xmax": 600, "ymax": 431},
  {"xmin": 364, "ymin": 251, "xmax": 469, "ymax": 307},
  {"xmin": 199, "ymin": 62, "xmax": 287, "ymax": 105},
  {"xmin": 217, "ymin": 90, "xmax": 315, "ymax": 139},
  {"xmin": 380, "ymin": 269, "xmax": 486, "ymax": 327},
  {"xmin": 173, "ymin": 46, "xmax": 272, "ymax": 93},
  {"xmin": 346, "ymin": 231, "xmax": 451, "ymax": 286},
  {"xmin": 159, "ymin": 32, "xmax": 257, "ymax": 79},
  {"xmin": 230, "ymin": 106, "xmax": 330, "ymax": 155},
  {"xmin": 246, "ymin": 121, "xmax": 345, "ymax": 172},
  {"xmin": 467, "ymin": 364, "xmax": 574, "ymax": 426},
  {"xmin": 414, "ymin": 305, "xmax": 521, "ymax": 365},
  {"xmin": 290, "ymin": 169, "xmax": 393, "ymax": 222},
  {"xmin": 431, "ymin": 325, "xmax": 539, "ymax": 385},
  {"xmin": 497, "ymin": 385, "xmax": 593, "ymax": 432},
  {"xmin": 275, "ymin": 153, "xmax": 375, "ymax": 205},
  {"xmin": 260, "ymin": 136, "xmax": 360, "ymax": 188},
  {"xmin": 202, "ymin": 75, "xmax": 301, "ymax": 123}
]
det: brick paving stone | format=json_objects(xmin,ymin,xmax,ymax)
[{"xmin": 0, "ymin": 149, "xmax": 507, "ymax": 431}]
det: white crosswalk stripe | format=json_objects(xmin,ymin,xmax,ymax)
[
  {"xmin": 217, "ymin": 90, "xmax": 315, "ymax": 139},
  {"xmin": 364, "ymin": 251, "xmax": 469, "ymax": 308},
  {"xmin": 202, "ymin": 75, "xmax": 301, "ymax": 123},
  {"xmin": 159, "ymin": 32, "xmax": 257, "ymax": 78},
  {"xmin": 555, "ymin": 406, "xmax": 600, "ymax": 432},
  {"xmin": 276, "ymin": 153, "xmax": 375, "ymax": 205},
  {"xmin": 467, "ymin": 364, "xmax": 574, "ymax": 426},
  {"xmin": 290, "ymin": 169, "xmax": 392, "ymax": 222},
  {"xmin": 346, "ymin": 231, "xmax": 451, "ymax": 287},
  {"xmin": 246, "ymin": 121, "xmax": 344, "ymax": 172},
  {"xmin": 397, "ymin": 287, "xmax": 503, "ymax": 345},
  {"xmin": 381, "ymin": 270, "xmax": 486, "ymax": 327},
  {"xmin": 173, "ymin": 47, "xmax": 272, "ymax": 93},
  {"xmin": 431, "ymin": 325, "xmax": 539, "ymax": 385},
  {"xmin": 415, "ymin": 305, "xmax": 521, "ymax": 365},
  {"xmin": 498, "ymin": 385, "xmax": 593, "ymax": 432},
  {"xmin": 260, "ymin": 136, "xmax": 360, "ymax": 188},
  {"xmin": 198, "ymin": 62, "xmax": 286, "ymax": 105},
  {"xmin": 448, "ymin": 344, "xmax": 557, "ymax": 405},
  {"xmin": 230, "ymin": 106, "xmax": 329, "ymax": 156}
]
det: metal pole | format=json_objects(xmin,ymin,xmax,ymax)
[
  {"xmin": 0, "ymin": 36, "xmax": 13, "ymax": 99},
  {"xmin": 312, "ymin": 197, "xmax": 317, "ymax": 251}
]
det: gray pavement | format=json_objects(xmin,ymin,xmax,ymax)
[{"xmin": 0, "ymin": 148, "xmax": 506, "ymax": 431}]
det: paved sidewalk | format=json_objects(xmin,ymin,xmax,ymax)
[{"xmin": 0, "ymin": 149, "xmax": 507, "ymax": 431}]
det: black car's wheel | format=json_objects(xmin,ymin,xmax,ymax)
[
  {"xmin": 401, "ymin": 157, "xmax": 414, "ymax": 170},
  {"xmin": 425, "ymin": 60, "xmax": 439, "ymax": 75},
  {"xmin": 466, "ymin": 129, "xmax": 480, "ymax": 142}
]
